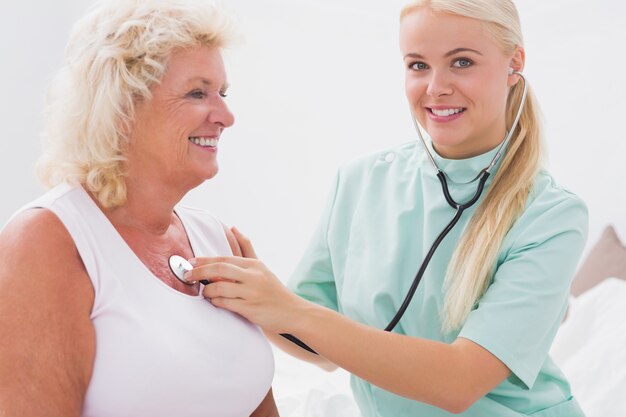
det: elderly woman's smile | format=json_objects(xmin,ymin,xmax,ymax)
[{"xmin": 188, "ymin": 136, "xmax": 219, "ymax": 148}]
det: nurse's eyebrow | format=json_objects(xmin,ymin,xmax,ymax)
[
  {"xmin": 444, "ymin": 47, "xmax": 483, "ymax": 57},
  {"xmin": 403, "ymin": 48, "xmax": 483, "ymax": 60}
]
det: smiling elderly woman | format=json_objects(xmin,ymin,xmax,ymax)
[{"xmin": 0, "ymin": 0, "xmax": 277, "ymax": 416}]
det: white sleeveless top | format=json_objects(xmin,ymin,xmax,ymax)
[{"xmin": 21, "ymin": 183, "xmax": 274, "ymax": 417}]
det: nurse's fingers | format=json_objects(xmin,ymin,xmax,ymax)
[
  {"xmin": 190, "ymin": 255, "xmax": 258, "ymax": 269},
  {"xmin": 203, "ymin": 280, "xmax": 248, "ymax": 301},
  {"xmin": 209, "ymin": 296, "xmax": 246, "ymax": 314},
  {"xmin": 185, "ymin": 261, "xmax": 250, "ymax": 284},
  {"xmin": 231, "ymin": 227, "xmax": 258, "ymax": 259}
]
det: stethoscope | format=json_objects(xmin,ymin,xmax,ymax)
[{"xmin": 169, "ymin": 69, "xmax": 528, "ymax": 356}]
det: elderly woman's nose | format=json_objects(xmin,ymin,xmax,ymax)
[{"xmin": 210, "ymin": 98, "xmax": 235, "ymax": 127}]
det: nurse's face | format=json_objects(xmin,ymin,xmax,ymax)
[{"xmin": 400, "ymin": 8, "xmax": 522, "ymax": 159}]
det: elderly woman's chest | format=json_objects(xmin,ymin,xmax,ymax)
[{"xmin": 116, "ymin": 221, "xmax": 200, "ymax": 296}]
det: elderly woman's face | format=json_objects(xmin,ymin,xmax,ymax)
[{"xmin": 129, "ymin": 45, "xmax": 234, "ymax": 188}]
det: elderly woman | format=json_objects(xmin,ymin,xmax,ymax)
[{"xmin": 0, "ymin": 0, "xmax": 277, "ymax": 416}]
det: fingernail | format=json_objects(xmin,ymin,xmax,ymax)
[
  {"xmin": 184, "ymin": 271, "xmax": 192, "ymax": 279},
  {"xmin": 189, "ymin": 258, "xmax": 197, "ymax": 266}
]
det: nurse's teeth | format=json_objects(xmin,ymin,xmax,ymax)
[{"xmin": 431, "ymin": 108, "xmax": 464, "ymax": 117}]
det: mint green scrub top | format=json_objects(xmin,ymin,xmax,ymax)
[{"xmin": 288, "ymin": 140, "xmax": 588, "ymax": 417}]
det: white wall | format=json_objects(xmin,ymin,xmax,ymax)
[{"xmin": 1, "ymin": 0, "xmax": 625, "ymax": 282}]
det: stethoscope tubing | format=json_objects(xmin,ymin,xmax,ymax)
[
  {"xmin": 384, "ymin": 170, "xmax": 490, "ymax": 332},
  {"xmin": 279, "ymin": 170, "xmax": 490, "ymax": 355}
]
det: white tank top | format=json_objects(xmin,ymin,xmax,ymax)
[{"xmin": 21, "ymin": 183, "xmax": 274, "ymax": 417}]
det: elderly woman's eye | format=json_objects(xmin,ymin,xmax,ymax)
[
  {"xmin": 189, "ymin": 90, "xmax": 207, "ymax": 99},
  {"xmin": 219, "ymin": 90, "xmax": 228, "ymax": 98}
]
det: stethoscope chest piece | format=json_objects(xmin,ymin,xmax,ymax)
[{"xmin": 168, "ymin": 255, "xmax": 195, "ymax": 285}]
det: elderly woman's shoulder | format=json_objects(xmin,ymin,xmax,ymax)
[
  {"xmin": 0, "ymin": 209, "xmax": 91, "ymax": 295},
  {"xmin": 2, "ymin": 208, "xmax": 72, "ymax": 251}
]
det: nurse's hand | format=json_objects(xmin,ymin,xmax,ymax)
[{"xmin": 188, "ymin": 229, "xmax": 310, "ymax": 334}]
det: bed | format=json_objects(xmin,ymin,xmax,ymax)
[{"xmin": 272, "ymin": 226, "xmax": 626, "ymax": 417}]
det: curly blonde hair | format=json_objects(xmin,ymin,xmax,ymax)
[{"xmin": 37, "ymin": 0, "xmax": 238, "ymax": 207}]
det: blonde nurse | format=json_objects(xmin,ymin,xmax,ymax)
[{"xmin": 189, "ymin": 1, "xmax": 588, "ymax": 416}]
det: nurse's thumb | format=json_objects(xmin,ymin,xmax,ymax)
[{"xmin": 231, "ymin": 227, "xmax": 258, "ymax": 259}]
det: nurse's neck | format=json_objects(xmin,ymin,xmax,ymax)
[{"xmin": 433, "ymin": 132, "xmax": 507, "ymax": 160}]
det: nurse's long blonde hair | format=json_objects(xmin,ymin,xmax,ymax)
[{"xmin": 401, "ymin": 0, "xmax": 543, "ymax": 332}]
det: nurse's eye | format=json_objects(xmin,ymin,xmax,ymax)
[
  {"xmin": 452, "ymin": 58, "xmax": 473, "ymax": 68},
  {"xmin": 408, "ymin": 61, "xmax": 429, "ymax": 71}
]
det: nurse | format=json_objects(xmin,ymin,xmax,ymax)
[{"xmin": 190, "ymin": 0, "xmax": 588, "ymax": 415}]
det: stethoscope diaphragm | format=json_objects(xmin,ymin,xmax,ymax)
[{"xmin": 168, "ymin": 255, "xmax": 196, "ymax": 285}]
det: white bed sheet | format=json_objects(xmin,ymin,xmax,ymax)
[{"xmin": 272, "ymin": 347, "xmax": 360, "ymax": 417}]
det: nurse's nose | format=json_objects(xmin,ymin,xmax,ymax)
[{"xmin": 426, "ymin": 69, "xmax": 454, "ymax": 97}]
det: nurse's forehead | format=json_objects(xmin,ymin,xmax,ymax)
[
  {"xmin": 399, "ymin": 9, "xmax": 496, "ymax": 52},
  {"xmin": 400, "ymin": 8, "xmax": 485, "ymax": 32}
]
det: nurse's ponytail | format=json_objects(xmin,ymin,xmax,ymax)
[
  {"xmin": 402, "ymin": 0, "xmax": 544, "ymax": 332},
  {"xmin": 442, "ymin": 81, "xmax": 542, "ymax": 332}
]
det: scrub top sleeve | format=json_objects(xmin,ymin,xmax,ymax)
[
  {"xmin": 287, "ymin": 172, "xmax": 340, "ymax": 312},
  {"xmin": 458, "ymin": 194, "xmax": 588, "ymax": 389}
]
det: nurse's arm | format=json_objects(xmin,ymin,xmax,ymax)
[
  {"xmin": 199, "ymin": 256, "xmax": 510, "ymax": 415},
  {"xmin": 208, "ymin": 229, "xmax": 506, "ymax": 411},
  {"xmin": 292, "ymin": 303, "xmax": 510, "ymax": 414}
]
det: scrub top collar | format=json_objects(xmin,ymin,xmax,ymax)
[{"xmin": 422, "ymin": 137, "xmax": 504, "ymax": 185}]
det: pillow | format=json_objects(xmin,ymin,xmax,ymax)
[
  {"xmin": 570, "ymin": 226, "xmax": 626, "ymax": 296},
  {"xmin": 551, "ymin": 278, "xmax": 626, "ymax": 417}
]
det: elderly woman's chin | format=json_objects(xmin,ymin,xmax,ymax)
[
  {"xmin": 196, "ymin": 163, "xmax": 220, "ymax": 185},
  {"xmin": 187, "ymin": 147, "xmax": 221, "ymax": 184}
]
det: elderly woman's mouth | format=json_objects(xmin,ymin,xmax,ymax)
[{"xmin": 189, "ymin": 136, "xmax": 218, "ymax": 148}]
